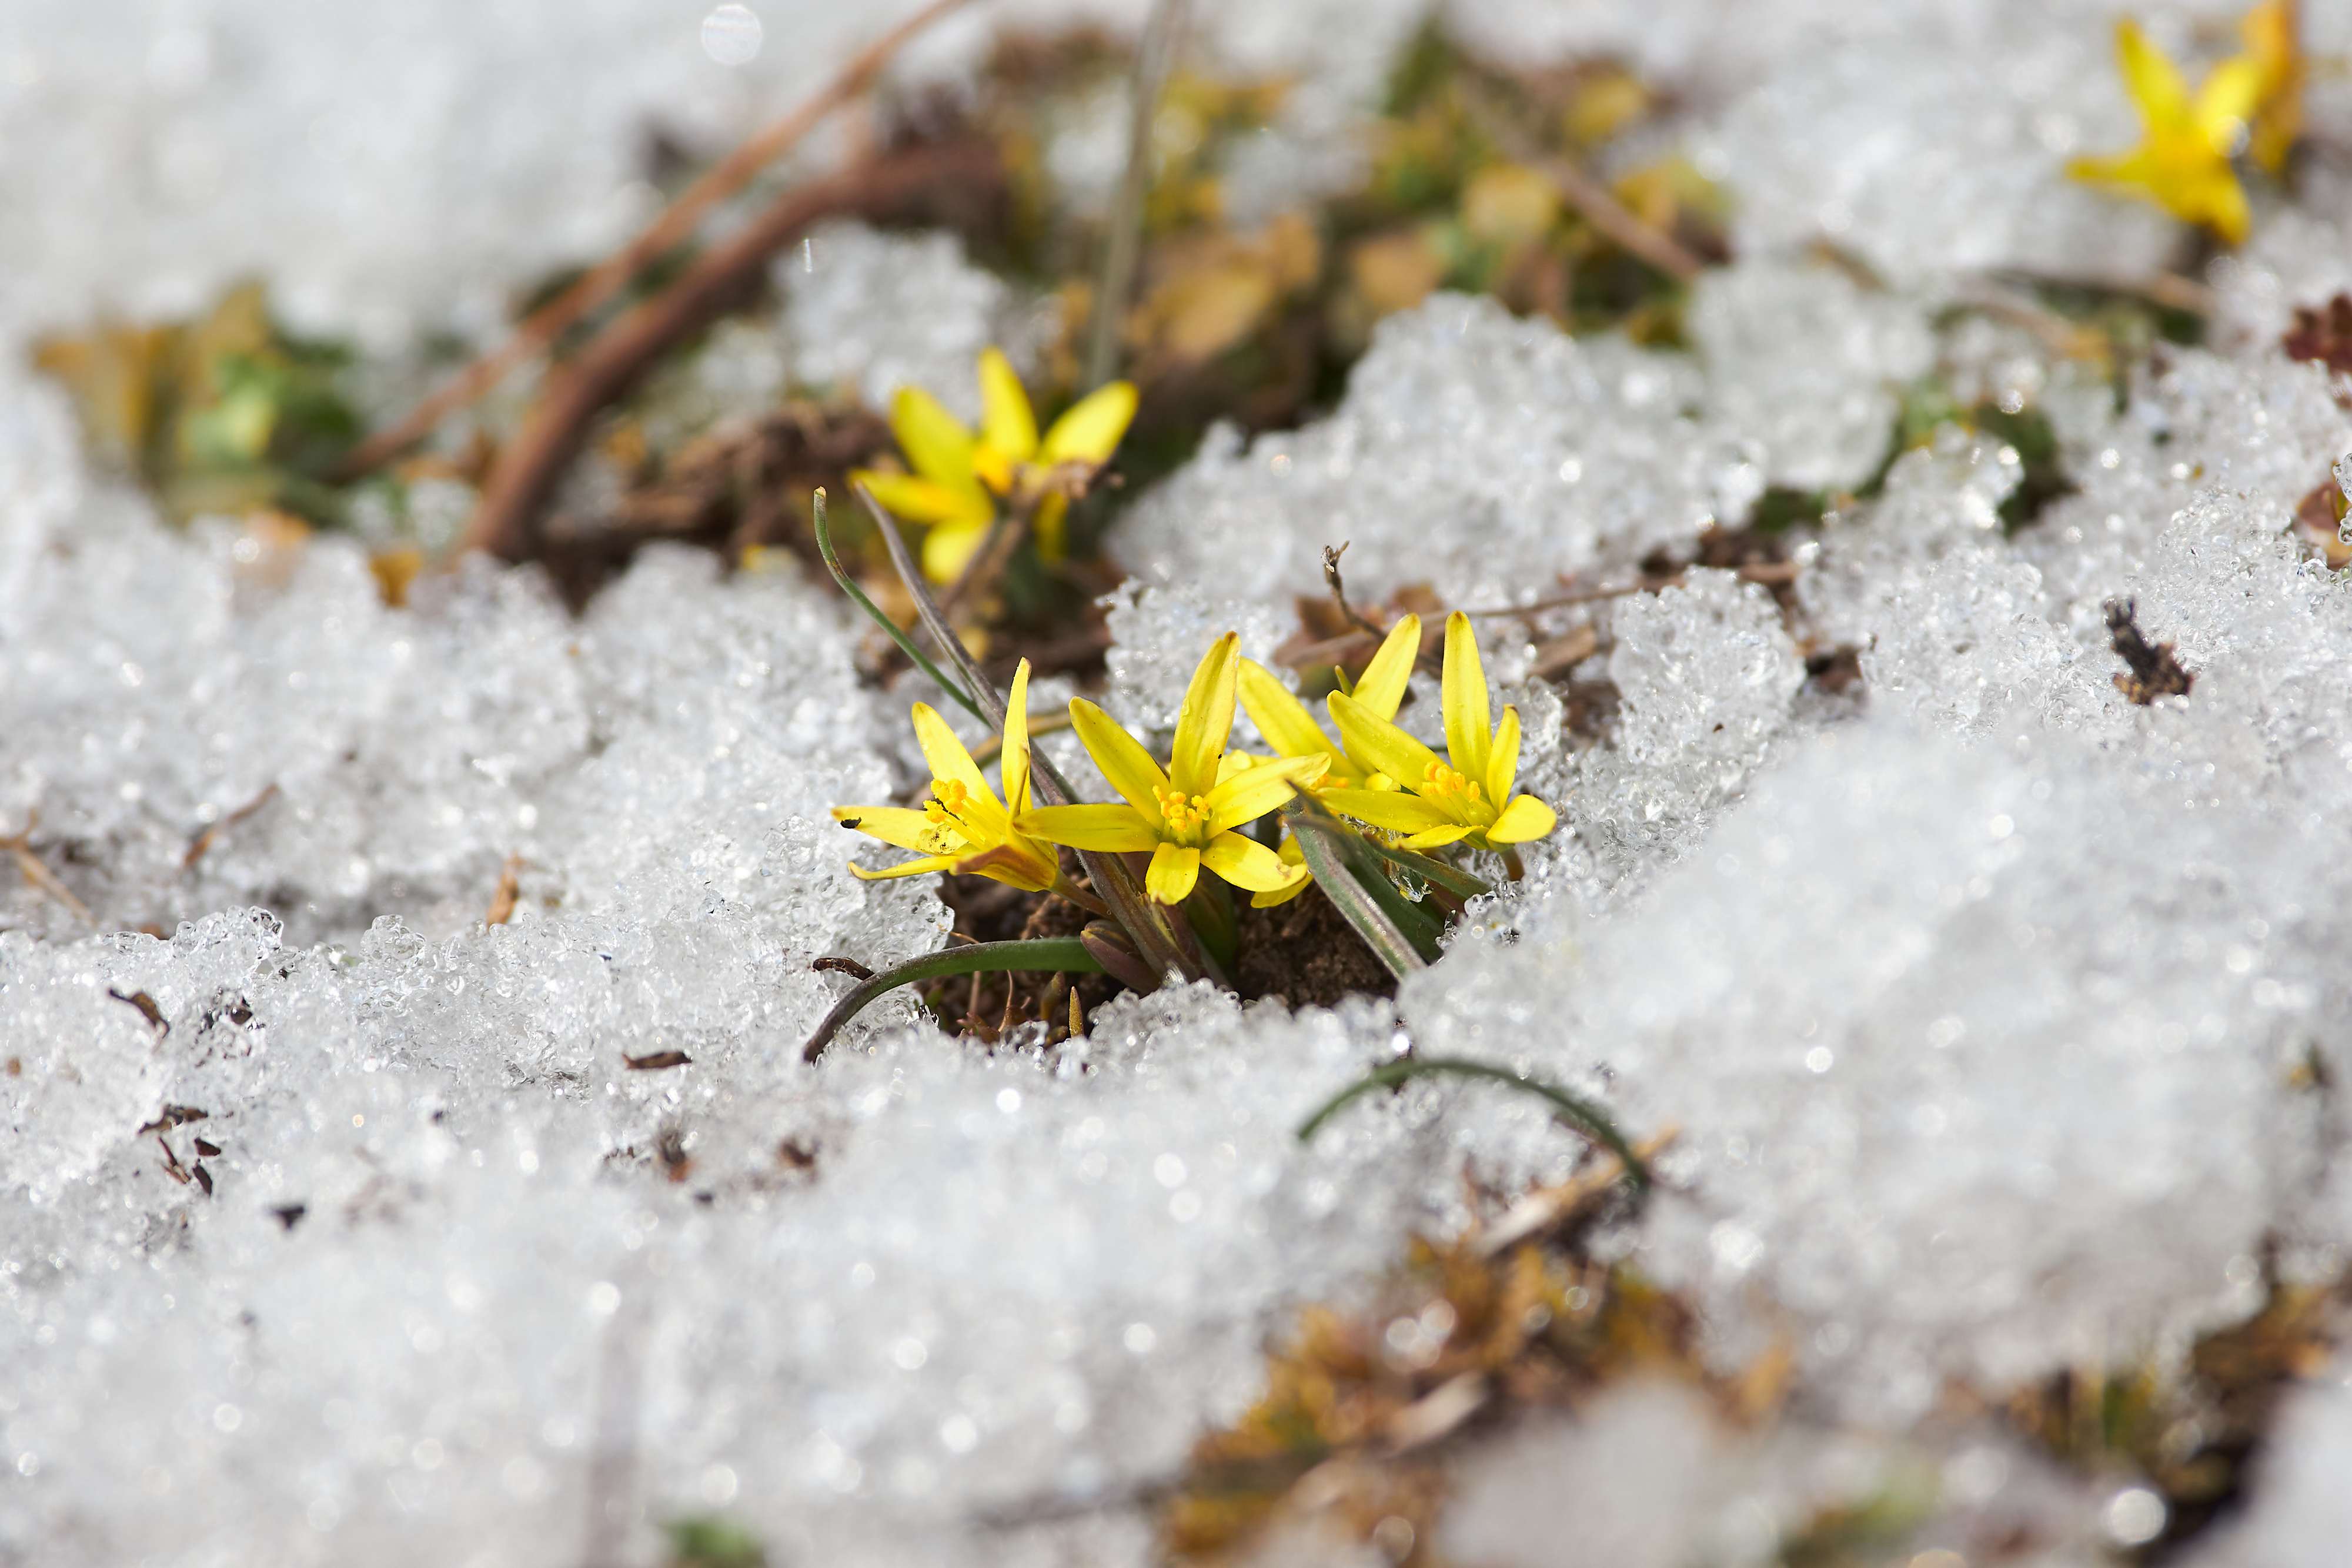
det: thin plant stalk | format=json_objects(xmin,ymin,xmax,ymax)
[
  {"xmin": 803, "ymin": 937, "xmax": 1105, "ymax": 1061},
  {"xmin": 811, "ymin": 489, "xmax": 987, "ymax": 725},
  {"xmin": 1297, "ymin": 1057, "xmax": 1649, "ymax": 1191},
  {"xmin": 1085, "ymin": 0, "xmax": 1190, "ymax": 389}
]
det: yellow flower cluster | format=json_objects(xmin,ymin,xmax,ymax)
[{"xmin": 834, "ymin": 613, "xmax": 1559, "ymax": 910}]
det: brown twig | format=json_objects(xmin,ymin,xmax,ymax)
[
  {"xmin": 1991, "ymin": 266, "xmax": 2216, "ymax": 318},
  {"xmin": 339, "ymin": 0, "xmax": 975, "ymax": 479},
  {"xmin": 465, "ymin": 141, "xmax": 1003, "ymax": 560},
  {"xmin": 1459, "ymin": 95, "xmax": 1702, "ymax": 284},
  {"xmin": 2, "ymin": 811, "xmax": 92, "ymax": 927},
  {"xmin": 181, "ymin": 781, "xmax": 280, "ymax": 871},
  {"xmin": 1455, "ymin": 561, "xmax": 1798, "ymax": 618}
]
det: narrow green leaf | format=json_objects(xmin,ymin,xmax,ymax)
[
  {"xmin": 810, "ymin": 489, "xmax": 987, "ymax": 726},
  {"xmin": 1291, "ymin": 808, "xmax": 1446, "ymax": 959},
  {"xmin": 1288, "ymin": 814, "xmax": 1427, "ymax": 980},
  {"xmin": 803, "ymin": 937, "xmax": 1104, "ymax": 1061},
  {"xmin": 1296, "ymin": 1056, "xmax": 1648, "ymax": 1190},
  {"xmin": 1359, "ymin": 838, "xmax": 1493, "ymax": 902}
]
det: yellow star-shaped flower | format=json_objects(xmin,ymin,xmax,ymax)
[
  {"xmin": 831, "ymin": 660, "xmax": 1063, "ymax": 893},
  {"xmin": 1321, "ymin": 613, "xmax": 1558, "ymax": 854},
  {"xmin": 851, "ymin": 349, "xmax": 1138, "ymax": 581},
  {"xmin": 1017, "ymin": 633, "xmax": 1323, "ymax": 906},
  {"xmin": 2066, "ymin": 18, "xmax": 2263, "ymax": 245}
]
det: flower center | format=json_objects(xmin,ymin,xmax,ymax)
[
  {"xmin": 1155, "ymin": 784, "xmax": 1213, "ymax": 843},
  {"xmin": 923, "ymin": 778, "xmax": 976, "ymax": 847},
  {"xmin": 1422, "ymin": 761, "xmax": 1485, "ymax": 813}
]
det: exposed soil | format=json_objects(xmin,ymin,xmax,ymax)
[{"xmin": 1231, "ymin": 884, "xmax": 1401, "ymax": 1008}]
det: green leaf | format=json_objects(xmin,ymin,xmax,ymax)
[
  {"xmin": 1286, "ymin": 811, "xmax": 1431, "ymax": 980},
  {"xmin": 803, "ymin": 937, "xmax": 1105, "ymax": 1062},
  {"xmin": 810, "ymin": 489, "xmax": 989, "ymax": 726},
  {"xmin": 1296, "ymin": 1055, "xmax": 1648, "ymax": 1190}
]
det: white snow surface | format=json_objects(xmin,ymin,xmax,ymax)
[{"xmin": 14, "ymin": 1, "xmax": 2352, "ymax": 1563}]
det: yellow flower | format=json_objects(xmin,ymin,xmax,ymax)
[
  {"xmin": 831, "ymin": 660, "xmax": 1062, "ymax": 893},
  {"xmin": 2066, "ymin": 18, "xmax": 2263, "ymax": 245},
  {"xmin": 2241, "ymin": 0, "xmax": 2303, "ymax": 176},
  {"xmin": 1234, "ymin": 614, "xmax": 1420, "ymax": 907},
  {"xmin": 1236, "ymin": 614, "xmax": 1422, "ymax": 793},
  {"xmin": 851, "ymin": 348, "xmax": 1139, "ymax": 581},
  {"xmin": 1322, "ymin": 612, "xmax": 1558, "ymax": 852},
  {"xmin": 1018, "ymin": 632, "xmax": 1324, "ymax": 906}
]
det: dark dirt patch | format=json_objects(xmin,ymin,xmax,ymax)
[
  {"xmin": 2105, "ymin": 597, "xmax": 2194, "ymax": 704},
  {"xmin": 936, "ymin": 872, "xmax": 1122, "ymax": 1041},
  {"xmin": 1232, "ymin": 884, "xmax": 1401, "ymax": 1009}
]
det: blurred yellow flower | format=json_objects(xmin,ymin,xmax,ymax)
[
  {"xmin": 851, "ymin": 349, "xmax": 1137, "ymax": 581},
  {"xmin": 2066, "ymin": 17, "xmax": 2262, "ymax": 243}
]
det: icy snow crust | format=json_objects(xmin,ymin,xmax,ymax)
[{"xmin": 14, "ymin": 1, "xmax": 2352, "ymax": 1563}]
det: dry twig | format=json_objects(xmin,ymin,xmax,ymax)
[
  {"xmin": 339, "ymin": 0, "xmax": 975, "ymax": 479},
  {"xmin": 465, "ymin": 141, "xmax": 1003, "ymax": 559},
  {"xmin": 2, "ymin": 811, "xmax": 92, "ymax": 927},
  {"xmin": 1459, "ymin": 95, "xmax": 1703, "ymax": 284},
  {"xmin": 1086, "ymin": 0, "xmax": 1191, "ymax": 389}
]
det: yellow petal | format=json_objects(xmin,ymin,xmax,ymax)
[
  {"xmin": 832, "ymin": 804, "xmax": 948, "ymax": 854},
  {"xmin": 920, "ymin": 518, "xmax": 990, "ymax": 583},
  {"xmin": 1001, "ymin": 659, "xmax": 1034, "ymax": 815},
  {"xmin": 1170, "ymin": 632, "xmax": 1241, "ymax": 798},
  {"xmin": 1068, "ymin": 698, "xmax": 1171, "ymax": 818},
  {"xmin": 2196, "ymin": 165, "xmax": 2252, "ymax": 245},
  {"xmin": 1251, "ymin": 834, "xmax": 1314, "ymax": 907},
  {"xmin": 1033, "ymin": 492, "xmax": 1071, "ymax": 560},
  {"xmin": 1040, "ymin": 380, "xmax": 1139, "ymax": 466},
  {"xmin": 1202, "ymin": 753, "xmax": 1325, "ymax": 834},
  {"xmin": 1486, "ymin": 704, "xmax": 1521, "ymax": 807},
  {"xmin": 853, "ymin": 470, "xmax": 992, "ymax": 528},
  {"xmin": 1320, "ymin": 787, "xmax": 1456, "ymax": 835},
  {"xmin": 951, "ymin": 840, "xmax": 1060, "ymax": 893},
  {"xmin": 1015, "ymin": 803, "xmax": 1162, "ymax": 852},
  {"xmin": 2194, "ymin": 55, "xmax": 2263, "ymax": 148},
  {"xmin": 977, "ymin": 347, "xmax": 1039, "ymax": 467},
  {"xmin": 910, "ymin": 702, "xmax": 994, "ymax": 810},
  {"xmin": 2065, "ymin": 150, "xmax": 2156, "ymax": 192},
  {"xmin": 1441, "ymin": 611, "xmax": 1492, "ymax": 787},
  {"xmin": 2116, "ymin": 19, "xmax": 2192, "ymax": 129},
  {"xmin": 889, "ymin": 385, "xmax": 983, "ymax": 491},
  {"xmin": 848, "ymin": 854, "xmax": 958, "ymax": 881},
  {"xmin": 1354, "ymin": 614, "xmax": 1422, "ymax": 721},
  {"xmin": 1486, "ymin": 793, "xmax": 1559, "ymax": 845},
  {"xmin": 1402, "ymin": 824, "xmax": 1477, "ymax": 850},
  {"xmin": 1328, "ymin": 691, "xmax": 1446, "ymax": 798},
  {"xmin": 1200, "ymin": 831, "xmax": 1292, "ymax": 893},
  {"xmin": 1238, "ymin": 659, "xmax": 1344, "ymax": 770},
  {"xmin": 1145, "ymin": 841, "xmax": 1201, "ymax": 905}
]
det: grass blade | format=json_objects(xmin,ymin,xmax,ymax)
[
  {"xmin": 851, "ymin": 482, "xmax": 1003, "ymax": 725},
  {"xmin": 1296, "ymin": 1056, "xmax": 1648, "ymax": 1191},
  {"xmin": 811, "ymin": 489, "xmax": 987, "ymax": 726},
  {"xmin": 803, "ymin": 937, "xmax": 1104, "ymax": 1061},
  {"xmin": 1288, "ymin": 814, "xmax": 1428, "ymax": 979}
]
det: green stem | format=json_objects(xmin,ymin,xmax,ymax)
[
  {"xmin": 846, "ymin": 484, "xmax": 1202, "ymax": 988},
  {"xmin": 1296, "ymin": 1057, "xmax": 1648, "ymax": 1191},
  {"xmin": 803, "ymin": 937, "xmax": 1105, "ymax": 1062},
  {"xmin": 811, "ymin": 489, "xmax": 987, "ymax": 726}
]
